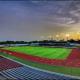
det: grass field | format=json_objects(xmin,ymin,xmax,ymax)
[{"xmin": 3, "ymin": 46, "xmax": 71, "ymax": 59}]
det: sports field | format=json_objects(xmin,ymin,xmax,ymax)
[
  {"xmin": 3, "ymin": 46, "xmax": 71, "ymax": 59},
  {"xmin": 0, "ymin": 46, "xmax": 80, "ymax": 77}
]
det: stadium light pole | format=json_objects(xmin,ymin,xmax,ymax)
[
  {"xmin": 77, "ymin": 32, "xmax": 80, "ymax": 40},
  {"xmin": 65, "ymin": 34, "xmax": 70, "ymax": 41},
  {"xmin": 48, "ymin": 35, "xmax": 52, "ymax": 40},
  {"xmin": 56, "ymin": 34, "xmax": 59, "ymax": 41}
]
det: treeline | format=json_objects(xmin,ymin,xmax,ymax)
[
  {"xmin": 29, "ymin": 39, "xmax": 80, "ymax": 44},
  {"xmin": 0, "ymin": 39, "xmax": 80, "ymax": 45},
  {"xmin": 0, "ymin": 41, "xmax": 28, "ymax": 45}
]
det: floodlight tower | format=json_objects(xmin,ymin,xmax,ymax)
[
  {"xmin": 56, "ymin": 34, "xmax": 59, "ymax": 41},
  {"xmin": 48, "ymin": 35, "xmax": 53, "ymax": 40},
  {"xmin": 65, "ymin": 34, "xmax": 70, "ymax": 41},
  {"xmin": 77, "ymin": 32, "xmax": 80, "ymax": 40}
]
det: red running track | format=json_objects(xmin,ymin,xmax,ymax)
[
  {"xmin": 64, "ymin": 48, "xmax": 80, "ymax": 67},
  {"xmin": 0, "ymin": 48, "xmax": 80, "ymax": 67}
]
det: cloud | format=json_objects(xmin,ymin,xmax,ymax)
[
  {"xmin": 19, "ymin": 1, "xmax": 80, "ymax": 25},
  {"xmin": 0, "ymin": 1, "xmax": 80, "ymax": 41}
]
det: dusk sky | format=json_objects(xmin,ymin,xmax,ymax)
[{"xmin": 1, "ymin": 1, "xmax": 80, "ymax": 41}]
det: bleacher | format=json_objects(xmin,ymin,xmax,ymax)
[
  {"xmin": 0, "ymin": 56, "xmax": 78, "ymax": 80},
  {"xmin": 1, "ymin": 66, "xmax": 77, "ymax": 80},
  {"xmin": 0, "ymin": 56, "xmax": 22, "ymax": 71}
]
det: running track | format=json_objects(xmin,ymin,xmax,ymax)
[{"xmin": 0, "ymin": 48, "xmax": 80, "ymax": 67}]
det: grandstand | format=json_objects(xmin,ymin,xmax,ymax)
[{"xmin": 0, "ymin": 56, "xmax": 78, "ymax": 79}]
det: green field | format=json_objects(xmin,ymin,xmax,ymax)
[{"xmin": 3, "ymin": 46, "xmax": 71, "ymax": 59}]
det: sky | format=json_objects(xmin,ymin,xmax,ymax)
[{"xmin": 0, "ymin": 0, "xmax": 80, "ymax": 41}]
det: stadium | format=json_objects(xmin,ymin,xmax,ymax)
[
  {"xmin": 1, "ymin": 0, "xmax": 80, "ymax": 80},
  {"xmin": 0, "ymin": 42, "xmax": 80, "ymax": 79}
]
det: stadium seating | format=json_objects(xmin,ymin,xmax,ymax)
[
  {"xmin": 0, "ymin": 56, "xmax": 78, "ymax": 79},
  {"xmin": 1, "ymin": 66, "xmax": 76, "ymax": 80},
  {"xmin": 0, "ymin": 56, "xmax": 22, "ymax": 71}
]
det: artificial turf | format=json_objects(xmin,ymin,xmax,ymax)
[{"xmin": 3, "ymin": 46, "xmax": 71, "ymax": 59}]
